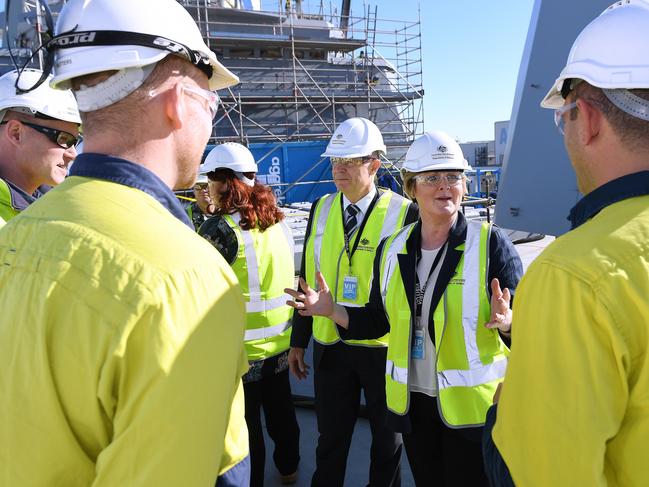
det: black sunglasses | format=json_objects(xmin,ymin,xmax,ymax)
[
  {"xmin": 6, "ymin": 0, "xmax": 213, "ymax": 94},
  {"xmin": 0, "ymin": 121, "xmax": 81, "ymax": 149}
]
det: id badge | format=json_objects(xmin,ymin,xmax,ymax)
[
  {"xmin": 412, "ymin": 328, "xmax": 425, "ymax": 360},
  {"xmin": 342, "ymin": 275, "xmax": 358, "ymax": 301}
]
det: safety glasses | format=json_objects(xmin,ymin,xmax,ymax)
[
  {"xmin": 554, "ymin": 101, "xmax": 578, "ymax": 135},
  {"xmin": 149, "ymin": 84, "xmax": 219, "ymax": 120},
  {"xmin": 0, "ymin": 121, "xmax": 81, "ymax": 149},
  {"xmin": 182, "ymin": 85, "xmax": 219, "ymax": 119},
  {"xmin": 413, "ymin": 173, "xmax": 464, "ymax": 187},
  {"xmin": 330, "ymin": 157, "xmax": 373, "ymax": 167},
  {"xmin": 193, "ymin": 182, "xmax": 209, "ymax": 191}
]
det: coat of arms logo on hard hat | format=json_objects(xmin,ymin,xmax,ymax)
[{"xmin": 437, "ymin": 145, "xmax": 448, "ymax": 153}]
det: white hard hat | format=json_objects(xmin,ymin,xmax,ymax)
[
  {"xmin": 48, "ymin": 0, "xmax": 238, "ymax": 108},
  {"xmin": 200, "ymin": 143, "xmax": 257, "ymax": 174},
  {"xmin": 541, "ymin": 0, "xmax": 649, "ymax": 110},
  {"xmin": 0, "ymin": 69, "xmax": 80, "ymax": 124},
  {"xmin": 401, "ymin": 131, "xmax": 470, "ymax": 173},
  {"xmin": 321, "ymin": 117, "xmax": 386, "ymax": 158}
]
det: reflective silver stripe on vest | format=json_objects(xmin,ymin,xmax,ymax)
[
  {"xmin": 385, "ymin": 359, "xmax": 408, "ymax": 384},
  {"xmin": 312, "ymin": 194, "xmax": 336, "ymax": 273},
  {"xmin": 379, "ymin": 193, "xmax": 406, "ymax": 240},
  {"xmin": 231, "ymin": 213, "xmax": 291, "ymax": 314},
  {"xmin": 279, "ymin": 219, "xmax": 295, "ymax": 256},
  {"xmin": 437, "ymin": 358, "xmax": 507, "ymax": 390},
  {"xmin": 380, "ymin": 224, "xmax": 413, "ymax": 307},
  {"xmin": 246, "ymin": 295, "xmax": 289, "ymax": 313},
  {"xmin": 244, "ymin": 320, "xmax": 291, "ymax": 341},
  {"xmin": 462, "ymin": 221, "xmax": 483, "ymax": 368}
]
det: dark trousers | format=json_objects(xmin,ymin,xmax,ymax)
[
  {"xmin": 403, "ymin": 392, "xmax": 488, "ymax": 487},
  {"xmin": 244, "ymin": 369, "xmax": 300, "ymax": 487},
  {"xmin": 312, "ymin": 343, "xmax": 402, "ymax": 487}
]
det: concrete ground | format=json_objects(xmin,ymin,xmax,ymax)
[{"xmin": 262, "ymin": 406, "xmax": 416, "ymax": 487}]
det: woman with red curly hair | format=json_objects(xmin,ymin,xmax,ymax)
[{"xmin": 198, "ymin": 143, "xmax": 300, "ymax": 487}]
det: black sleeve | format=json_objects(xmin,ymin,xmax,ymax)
[
  {"xmin": 289, "ymin": 200, "xmax": 319, "ymax": 348},
  {"xmin": 487, "ymin": 226, "xmax": 523, "ymax": 346},
  {"xmin": 488, "ymin": 226, "xmax": 524, "ymax": 302},
  {"xmin": 338, "ymin": 237, "xmax": 391, "ymax": 340},
  {"xmin": 482, "ymin": 404, "xmax": 516, "ymax": 487},
  {"xmin": 404, "ymin": 201, "xmax": 419, "ymax": 225},
  {"xmin": 197, "ymin": 215, "xmax": 238, "ymax": 265}
]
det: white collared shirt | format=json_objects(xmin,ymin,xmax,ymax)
[{"xmin": 342, "ymin": 185, "xmax": 377, "ymax": 223}]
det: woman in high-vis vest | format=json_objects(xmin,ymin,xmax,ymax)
[
  {"xmin": 198, "ymin": 143, "xmax": 300, "ymax": 487},
  {"xmin": 286, "ymin": 131, "xmax": 523, "ymax": 486}
]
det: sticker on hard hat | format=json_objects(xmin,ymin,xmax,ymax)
[
  {"xmin": 432, "ymin": 152, "xmax": 456, "ymax": 159},
  {"xmin": 331, "ymin": 138, "xmax": 347, "ymax": 145}
]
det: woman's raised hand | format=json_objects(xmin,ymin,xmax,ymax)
[{"xmin": 485, "ymin": 278, "xmax": 512, "ymax": 334}]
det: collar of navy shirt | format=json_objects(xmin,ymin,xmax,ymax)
[
  {"xmin": 2, "ymin": 178, "xmax": 50, "ymax": 212},
  {"xmin": 69, "ymin": 153, "xmax": 194, "ymax": 229},
  {"xmin": 568, "ymin": 170, "xmax": 649, "ymax": 229}
]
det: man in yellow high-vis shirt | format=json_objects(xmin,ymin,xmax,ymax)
[
  {"xmin": 0, "ymin": 0, "xmax": 249, "ymax": 485},
  {"xmin": 484, "ymin": 2, "xmax": 649, "ymax": 486}
]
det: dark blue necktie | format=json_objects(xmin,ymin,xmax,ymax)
[{"xmin": 344, "ymin": 204, "xmax": 360, "ymax": 241}]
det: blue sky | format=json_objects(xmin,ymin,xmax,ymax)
[
  {"xmin": 383, "ymin": 0, "xmax": 535, "ymax": 142},
  {"xmin": 263, "ymin": 0, "xmax": 535, "ymax": 142}
]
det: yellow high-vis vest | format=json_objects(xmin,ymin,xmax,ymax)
[
  {"xmin": 380, "ymin": 220, "xmax": 509, "ymax": 427},
  {"xmin": 304, "ymin": 190, "xmax": 411, "ymax": 347},
  {"xmin": 223, "ymin": 214, "xmax": 295, "ymax": 362},
  {"xmin": 0, "ymin": 179, "xmax": 20, "ymax": 222}
]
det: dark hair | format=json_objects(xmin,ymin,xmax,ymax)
[
  {"xmin": 214, "ymin": 169, "xmax": 284, "ymax": 231},
  {"xmin": 573, "ymin": 82, "xmax": 649, "ymax": 151}
]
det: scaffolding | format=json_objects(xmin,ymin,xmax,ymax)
[
  {"xmin": 180, "ymin": 1, "xmax": 424, "ymax": 164},
  {"xmin": 1, "ymin": 0, "xmax": 424, "ymax": 169}
]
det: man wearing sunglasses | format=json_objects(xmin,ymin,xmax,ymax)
[
  {"xmin": 0, "ymin": 68, "xmax": 81, "ymax": 222},
  {"xmin": 288, "ymin": 117, "xmax": 418, "ymax": 487},
  {"xmin": 484, "ymin": 1, "xmax": 649, "ymax": 486},
  {"xmin": 0, "ymin": 0, "xmax": 250, "ymax": 486}
]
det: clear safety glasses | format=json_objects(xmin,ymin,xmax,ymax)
[
  {"xmin": 330, "ymin": 157, "xmax": 374, "ymax": 167},
  {"xmin": 554, "ymin": 101, "xmax": 578, "ymax": 135},
  {"xmin": 413, "ymin": 173, "xmax": 464, "ymax": 187},
  {"xmin": 149, "ymin": 84, "xmax": 219, "ymax": 120}
]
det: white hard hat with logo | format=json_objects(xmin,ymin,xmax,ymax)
[
  {"xmin": 0, "ymin": 69, "xmax": 80, "ymax": 124},
  {"xmin": 321, "ymin": 117, "xmax": 386, "ymax": 158},
  {"xmin": 541, "ymin": 0, "xmax": 649, "ymax": 120},
  {"xmin": 46, "ymin": 0, "xmax": 238, "ymax": 111},
  {"xmin": 402, "ymin": 130, "xmax": 471, "ymax": 173}
]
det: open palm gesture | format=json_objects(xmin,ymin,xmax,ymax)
[
  {"xmin": 285, "ymin": 272, "xmax": 334, "ymax": 318},
  {"xmin": 485, "ymin": 278, "xmax": 512, "ymax": 334}
]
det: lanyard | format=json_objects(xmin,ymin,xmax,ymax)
[
  {"xmin": 341, "ymin": 190, "xmax": 380, "ymax": 268},
  {"xmin": 414, "ymin": 242, "xmax": 447, "ymax": 319}
]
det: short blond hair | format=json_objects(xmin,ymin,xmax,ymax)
[{"xmin": 400, "ymin": 170, "xmax": 417, "ymax": 200}]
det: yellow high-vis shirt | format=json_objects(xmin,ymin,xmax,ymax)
[
  {"xmin": 0, "ymin": 176, "xmax": 249, "ymax": 486},
  {"xmin": 493, "ymin": 195, "xmax": 649, "ymax": 486}
]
